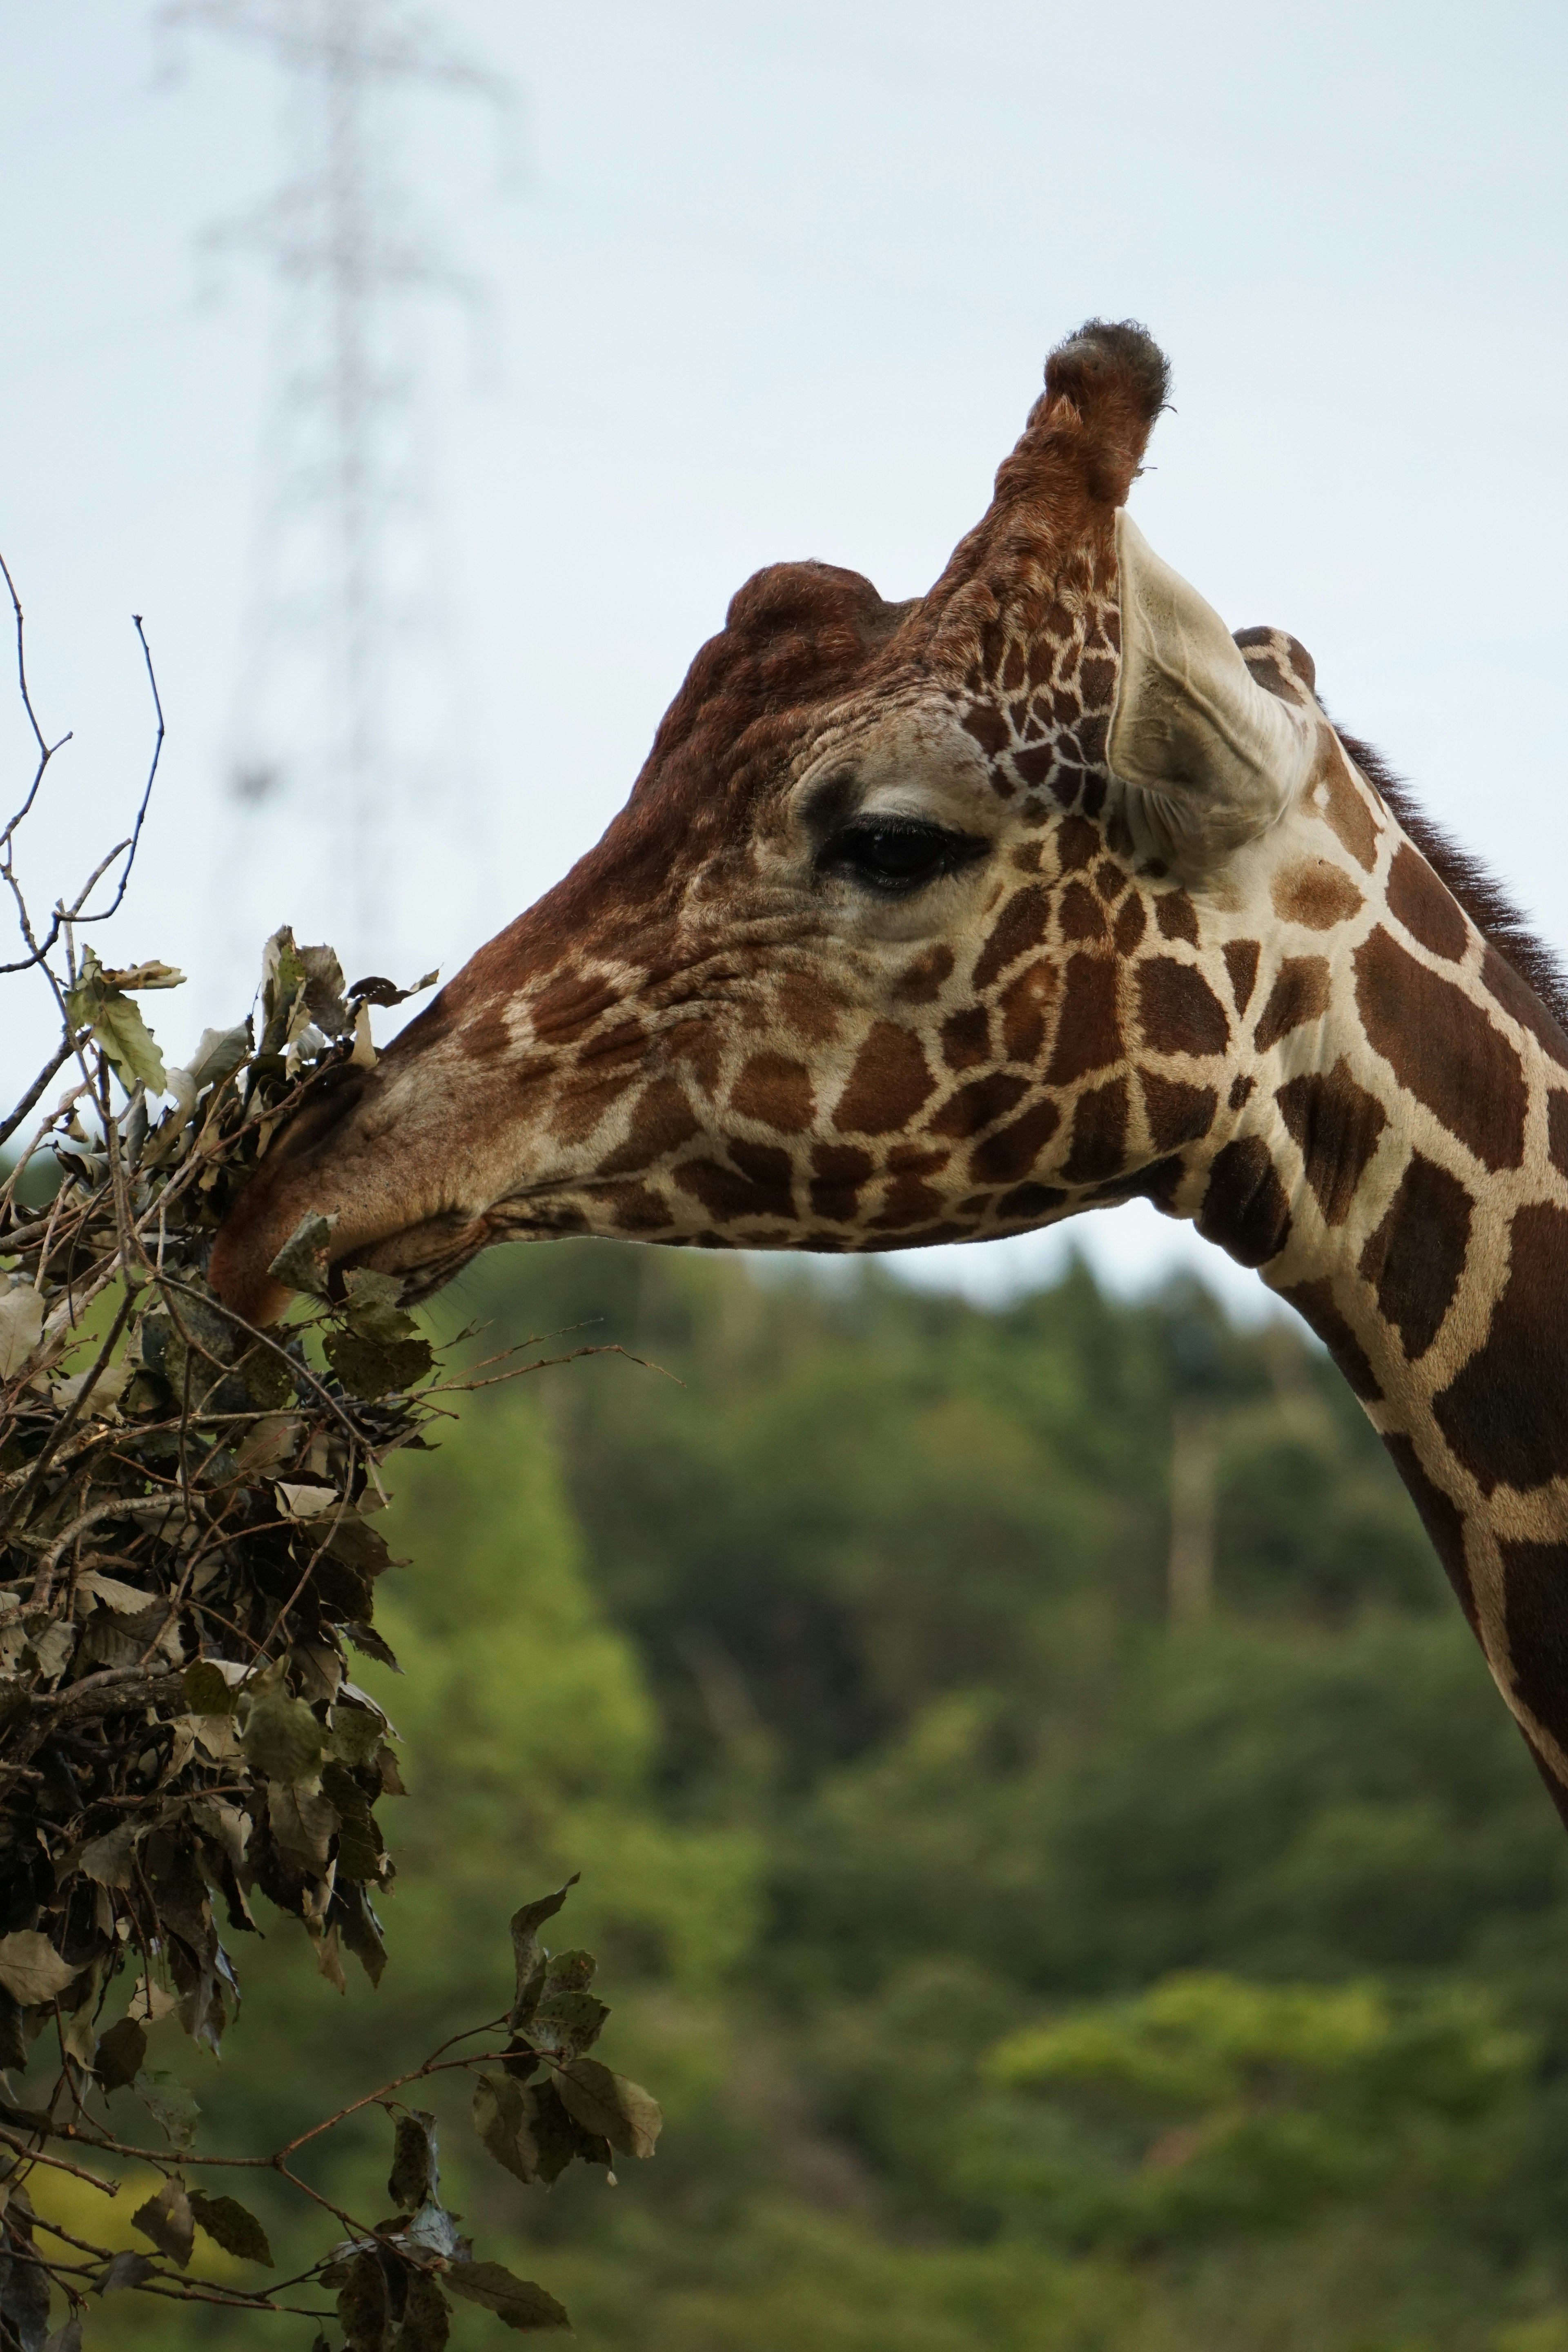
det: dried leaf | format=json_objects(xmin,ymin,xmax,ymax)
[
  {"xmin": 66, "ymin": 951, "xmax": 170, "ymax": 1094},
  {"xmin": 132, "ymin": 2174, "xmax": 195, "ymax": 2267},
  {"xmin": 101, "ymin": 960, "xmax": 185, "ymax": 991},
  {"xmin": 0, "ymin": 2238, "xmax": 51, "ymax": 2350},
  {"xmin": 0, "ymin": 1933, "xmax": 78, "ymax": 2007},
  {"xmin": 443, "ymin": 2259, "xmax": 570, "ymax": 2332},
  {"xmin": 388, "ymin": 2109, "xmax": 440, "ymax": 2212},
  {"xmin": 398, "ymin": 2270, "xmax": 451, "ymax": 2351},
  {"xmin": 276, "ymin": 1481, "xmax": 338, "ymax": 1520},
  {"xmin": 508, "ymin": 1880, "xmax": 578, "ymax": 2029},
  {"xmin": 94, "ymin": 2014, "xmax": 147, "ymax": 2092},
  {"xmin": 268, "ymin": 1780, "xmax": 339, "ymax": 1872},
  {"xmin": 266, "ymin": 1210, "xmax": 337, "ymax": 1299},
  {"xmin": 187, "ymin": 2189, "xmax": 273, "ymax": 2266},
  {"xmin": 77, "ymin": 1823, "xmax": 136, "ymax": 1889},
  {"xmin": 336, "ymin": 2247, "xmax": 391, "ymax": 2352},
  {"xmin": 554, "ymin": 2058, "xmax": 662, "ymax": 2160},
  {"xmin": 473, "ymin": 2074, "xmax": 603, "ymax": 2187},
  {"xmin": 134, "ymin": 2067, "xmax": 200, "ymax": 2148},
  {"xmin": 0, "ymin": 1285, "xmax": 45, "ymax": 1379},
  {"xmin": 99, "ymin": 2249, "xmax": 156, "ymax": 2293},
  {"xmin": 325, "ymin": 1331, "xmax": 434, "ymax": 1401}
]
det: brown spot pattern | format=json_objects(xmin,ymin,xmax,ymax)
[
  {"xmin": 972, "ymin": 1098, "xmax": 1062, "ymax": 1184},
  {"xmin": 1550, "ymin": 1092, "xmax": 1568, "ymax": 1180},
  {"xmin": 1252, "ymin": 957, "xmax": 1330, "ymax": 1054},
  {"xmin": 1136, "ymin": 959, "xmax": 1230, "ymax": 1057},
  {"xmin": 1434, "ymin": 1203, "xmax": 1568, "ymax": 1493},
  {"xmin": 1045, "ymin": 956, "xmax": 1121, "ymax": 1085},
  {"xmin": 1270, "ymin": 860, "xmax": 1364, "ymax": 931},
  {"xmin": 1275, "ymin": 1058, "xmax": 1387, "ymax": 1226},
  {"xmin": 999, "ymin": 962, "xmax": 1058, "ymax": 1062},
  {"xmin": 1222, "ymin": 940, "xmax": 1261, "ymax": 1016},
  {"xmin": 1355, "ymin": 927, "xmax": 1527, "ymax": 1171},
  {"xmin": 1383, "ymin": 1435, "xmax": 1474, "ymax": 1628},
  {"xmin": 1482, "ymin": 945, "xmax": 1568, "ymax": 1075},
  {"xmin": 1283, "ymin": 1278, "xmax": 1381, "ymax": 1403},
  {"xmin": 1196, "ymin": 1138, "xmax": 1293, "ymax": 1267},
  {"xmin": 929, "ymin": 1072, "xmax": 1030, "ymax": 1139},
  {"xmin": 1387, "ymin": 843, "xmax": 1467, "ymax": 962},
  {"xmin": 973, "ymin": 885, "xmax": 1052, "ymax": 988},
  {"xmin": 729, "ymin": 1054, "xmax": 815, "ymax": 1132},
  {"xmin": 1140, "ymin": 1071, "xmax": 1218, "ymax": 1153},
  {"xmin": 833, "ymin": 1023, "xmax": 937, "ymax": 1134},
  {"xmin": 941, "ymin": 1007, "xmax": 991, "ymax": 1071},
  {"xmin": 1501, "ymin": 1540, "xmax": 1568, "ymax": 1751},
  {"xmin": 1358, "ymin": 1153, "xmax": 1472, "ymax": 1360},
  {"xmin": 1154, "ymin": 891, "xmax": 1199, "ymax": 944},
  {"xmin": 1319, "ymin": 757, "xmax": 1379, "ymax": 870},
  {"xmin": 1062, "ymin": 1078, "xmax": 1128, "ymax": 1183}
]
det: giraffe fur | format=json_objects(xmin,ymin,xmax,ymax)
[{"xmin": 209, "ymin": 321, "xmax": 1568, "ymax": 1825}]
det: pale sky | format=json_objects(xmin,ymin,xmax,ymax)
[{"xmin": 2, "ymin": 0, "xmax": 1564, "ymax": 1314}]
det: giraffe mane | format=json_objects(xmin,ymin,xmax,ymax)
[{"xmin": 1336, "ymin": 728, "xmax": 1568, "ymax": 1037}]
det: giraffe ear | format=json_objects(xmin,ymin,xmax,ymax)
[{"xmin": 1109, "ymin": 512, "xmax": 1317, "ymax": 869}]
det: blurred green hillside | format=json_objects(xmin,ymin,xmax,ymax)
[{"xmin": 61, "ymin": 1244, "xmax": 1568, "ymax": 2350}]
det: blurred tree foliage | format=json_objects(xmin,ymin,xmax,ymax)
[{"xmin": 72, "ymin": 1241, "xmax": 1568, "ymax": 2351}]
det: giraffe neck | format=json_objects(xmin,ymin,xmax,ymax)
[{"xmin": 1191, "ymin": 840, "xmax": 1568, "ymax": 1803}]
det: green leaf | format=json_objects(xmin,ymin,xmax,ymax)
[
  {"xmin": 554, "ymin": 2058, "xmax": 663, "ymax": 2161},
  {"xmin": 133, "ymin": 2068, "xmax": 200, "ymax": 2149},
  {"xmin": 241, "ymin": 1665, "xmax": 327, "ymax": 1786},
  {"xmin": 131, "ymin": 2174, "xmax": 195, "ymax": 2267},
  {"xmin": 187, "ymin": 2191, "xmax": 273, "ymax": 2266},
  {"xmin": 325, "ymin": 1330, "xmax": 434, "ymax": 1401},
  {"xmin": 94, "ymin": 2014, "xmax": 147, "ymax": 2092},
  {"xmin": 543, "ymin": 1950, "xmax": 596, "ymax": 1994},
  {"xmin": 443, "ymin": 2260, "xmax": 570, "ymax": 2333},
  {"xmin": 182, "ymin": 1661, "xmax": 234, "ymax": 1716},
  {"xmin": 388, "ymin": 2109, "xmax": 440, "ymax": 2212},
  {"xmin": 0, "ymin": 1931, "xmax": 79, "ymax": 2006},
  {"xmin": 524, "ymin": 1989, "xmax": 610, "ymax": 2061},
  {"xmin": 328, "ymin": 1706, "xmax": 385, "ymax": 1769},
  {"xmin": 266, "ymin": 1210, "xmax": 337, "ymax": 1299}
]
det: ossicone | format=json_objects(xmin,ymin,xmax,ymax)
[{"xmin": 1040, "ymin": 318, "xmax": 1172, "ymax": 507}]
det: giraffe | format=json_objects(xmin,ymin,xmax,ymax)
[{"xmin": 209, "ymin": 319, "xmax": 1568, "ymax": 1824}]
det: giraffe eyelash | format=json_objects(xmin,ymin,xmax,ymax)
[{"xmin": 816, "ymin": 817, "xmax": 990, "ymax": 898}]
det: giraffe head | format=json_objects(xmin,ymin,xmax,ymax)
[{"xmin": 208, "ymin": 320, "xmax": 1374, "ymax": 1323}]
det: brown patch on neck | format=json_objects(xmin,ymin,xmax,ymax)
[{"xmin": 1339, "ymin": 728, "xmax": 1568, "ymax": 1036}]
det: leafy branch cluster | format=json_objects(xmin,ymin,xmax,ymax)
[{"xmin": 0, "ymin": 569, "xmax": 661, "ymax": 2346}]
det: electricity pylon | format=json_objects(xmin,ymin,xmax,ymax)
[{"xmin": 159, "ymin": 1, "xmax": 516, "ymax": 971}]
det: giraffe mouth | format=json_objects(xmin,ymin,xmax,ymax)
[{"xmin": 336, "ymin": 1188, "xmax": 592, "ymax": 1304}]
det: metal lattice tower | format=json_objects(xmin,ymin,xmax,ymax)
[{"xmin": 161, "ymin": 0, "xmax": 515, "ymax": 969}]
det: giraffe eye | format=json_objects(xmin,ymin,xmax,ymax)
[{"xmin": 819, "ymin": 819, "xmax": 987, "ymax": 896}]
